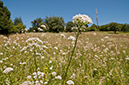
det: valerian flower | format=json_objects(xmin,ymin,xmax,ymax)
[
  {"xmin": 3, "ymin": 67, "xmax": 13, "ymax": 74},
  {"xmin": 73, "ymin": 14, "xmax": 92, "ymax": 25},
  {"xmin": 66, "ymin": 80, "xmax": 74, "ymax": 85}
]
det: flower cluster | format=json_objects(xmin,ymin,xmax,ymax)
[{"xmin": 73, "ymin": 14, "xmax": 92, "ymax": 25}]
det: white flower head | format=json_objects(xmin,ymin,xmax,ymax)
[
  {"xmin": 73, "ymin": 14, "xmax": 92, "ymax": 24},
  {"xmin": 3, "ymin": 67, "xmax": 13, "ymax": 74},
  {"xmin": 66, "ymin": 80, "xmax": 74, "ymax": 85},
  {"xmin": 68, "ymin": 36, "xmax": 76, "ymax": 41},
  {"xmin": 27, "ymin": 75, "xmax": 32, "ymax": 80},
  {"xmin": 41, "ymin": 25, "xmax": 46, "ymax": 28},
  {"xmin": 55, "ymin": 75, "xmax": 62, "ymax": 79},
  {"xmin": 52, "ymin": 72, "xmax": 57, "ymax": 76}
]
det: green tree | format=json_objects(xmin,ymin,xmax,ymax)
[
  {"xmin": 13, "ymin": 17, "xmax": 23, "ymax": 25},
  {"xmin": 121, "ymin": 23, "xmax": 129, "ymax": 32},
  {"xmin": 109, "ymin": 22, "xmax": 121, "ymax": 33},
  {"xmin": 90, "ymin": 24, "xmax": 97, "ymax": 31},
  {"xmin": 29, "ymin": 18, "xmax": 43, "ymax": 32},
  {"xmin": 14, "ymin": 23, "xmax": 26, "ymax": 33},
  {"xmin": 66, "ymin": 21, "xmax": 75, "ymax": 32},
  {"xmin": 0, "ymin": 1, "xmax": 13, "ymax": 36},
  {"xmin": 45, "ymin": 16, "xmax": 65, "ymax": 33}
]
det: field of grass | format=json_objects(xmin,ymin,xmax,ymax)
[{"xmin": 0, "ymin": 32, "xmax": 129, "ymax": 85}]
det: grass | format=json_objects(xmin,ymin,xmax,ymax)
[{"xmin": 0, "ymin": 32, "xmax": 129, "ymax": 85}]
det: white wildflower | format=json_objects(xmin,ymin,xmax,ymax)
[
  {"xmin": 44, "ymin": 82, "xmax": 48, "ymax": 84},
  {"xmin": 0, "ymin": 53, "xmax": 3, "ymax": 55},
  {"xmin": 66, "ymin": 80, "xmax": 74, "ymax": 85},
  {"xmin": 54, "ymin": 46, "xmax": 58, "ymax": 50},
  {"xmin": 104, "ymin": 36, "xmax": 109, "ymax": 39},
  {"xmin": 73, "ymin": 14, "xmax": 92, "ymax": 24},
  {"xmin": 70, "ymin": 73, "xmax": 75, "ymax": 79},
  {"xmin": 3, "ymin": 67, "xmax": 13, "ymax": 74},
  {"xmin": 49, "ymin": 60, "xmax": 52, "ymax": 63},
  {"xmin": 0, "ymin": 60, "xmax": 3, "ymax": 63},
  {"xmin": 68, "ymin": 36, "xmax": 76, "ymax": 41},
  {"xmin": 60, "ymin": 34, "xmax": 65, "ymax": 38},
  {"xmin": 93, "ymin": 32, "xmax": 97, "ymax": 35},
  {"xmin": 27, "ymin": 75, "xmax": 32, "ymax": 80},
  {"xmin": 125, "ymin": 57, "xmax": 129, "ymax": 60},
  {"xmin": 52, "ymin": 72, "xmax": 57, "ymax": 76},
  {"xmin": 22, "ymin": 81, "xmax": 32, "ymax": 85},
  {"xmin": 55, "ymin": 75, "xmax": 62, "ymax": 79},
  {"xmin": 41, "ymin": 25, "xmax": 46, "ymax": 28},
  {"xmin": 20, "ymin": 62, "xmax": 26, "ymax": 65},
  {"xmin": 50, "ymin": 66, "xmax": 53, "ymax": 70}
]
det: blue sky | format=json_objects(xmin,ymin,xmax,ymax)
[{"xmin": 1, "ymin": 0, "xmax": 129, "ymax": 29}]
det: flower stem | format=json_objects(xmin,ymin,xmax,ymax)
[{"xmin": 63, "ymin": 30, "xmax": 80, "ymax": 83}]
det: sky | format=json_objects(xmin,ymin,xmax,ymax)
[{"xmin": 1, "ymin": 0, "xmax": 129, "ymax": 29}]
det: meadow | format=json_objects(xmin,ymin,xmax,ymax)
[{"xmin": 0, "ymin": 32, "xmax": 129, "ymax": 85}]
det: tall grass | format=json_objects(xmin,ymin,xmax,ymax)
[{"xmin": 0, "ymin": 32, "xmax": 129, "ymax": 84}]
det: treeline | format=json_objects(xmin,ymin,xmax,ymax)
[{"xmin": 0, "ymin": 1, "xmax": 129, "ymax": 36}]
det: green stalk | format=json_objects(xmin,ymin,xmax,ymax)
[{"xmin": 62, "ymin": 30, "xmax": 80, "ymax": 83}]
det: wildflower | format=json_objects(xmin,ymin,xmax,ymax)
[
  {"xmin": 73, "ymin": 14, "xmax": 92, "ymax": 24},
  {"xmin": 21, "ymin": 81, "xmax": 32, "ymax": 85},
  {"xmin": 0, "ymin": 60, "xmax": 3, "ymax": 63},
  {"xmin": 0, "ymin": 53, "xmax": 3, "ymax": 55},
  {"xmin": 104, "ymin": 36, "xmax": 109, "ymax": 38},
  {"xmin": 66, "ymin": 80, "xmax": 74, "ymax": 85},
  {"xmin": 93, "ymin": 32, "xmax": 97, "ymax": 35},
  {"xmin": 41, "ymin": 56, "xmax": 45, "ymax": 59},
  {"xmin": 3, "ymin": 67, "xmax": 13, "ymax": 74},
  {"xmin": 38, "ymin": 27, "xmax": 43, "ymax": 31},
  {"xmin": 27, "ymin": 75, "xmax": 32, "ymax": 80},
  {"xmin": 41, "ymin": 25, "xmax": 46, "ymax": 28},
  {"xmin": 68, "ymin": 36, "xmax": 76, "ymax": 41},
  {"xmin": 70, "ymin": 73, "xmax": 75, "ymax": 79},
  {"xmin": 60, "ymin": 34, "xmax": 65, "ymax": 38},
  {"xmin": 54, "ymin": 46, "xmax": 58, "ymax": 50},
  {"xmin": 50, "ymin": 66, "xmax": 53, "ymax": 70},
  {"xmin": 125, "ymin": 57, "xmax": 129, "ymax": 60},
  {"xmin": 55, "ymin": 75, "xmax": 62, "ymax": 79},
  {"xmin": 44, "ymin": 82, "xmax": 48, "ymax": 84},
  {"xmin": 52, "ymin": 72, "xmax": 57, "ymax": 76},
  {"xmin": 49, "ymin": 61, "xmax": 52, "ymax": 63},
  {"xmin": 20, "ymin": 62, "xmax": 26, "ymax": 65}
]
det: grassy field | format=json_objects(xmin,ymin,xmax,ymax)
[{"xmin": 0, "ymin": 32, "xmax": 129, "ymax": 85}]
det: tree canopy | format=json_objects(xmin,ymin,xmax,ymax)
[{"xmin": 0, "ymin": 1, "xmax": 13, "ymax": 35}]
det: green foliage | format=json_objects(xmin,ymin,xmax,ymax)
[
  {"xmin": 89, "ymin": 24, "xmax": 97, "ymax": 31},
  {"xmin": 66, "ymin": 21, "xmax": 75, "ymax": 32},
  {"xmin": 45, "ymin": 16, "xmax": 65, "ymax": 33},
  {"xmin": 121, "ymin": 23, "xmax": 129, "ymax": 32},
  {"xmin": 14, "ymin": 23, "xmax": 26, "ymax": 33},
  {"xmin": 0, "ymin": 1, "xmax": 13, "ymax": 35},
  {"xmin": 99, "ymin": 22, "xmax": 124, "ymax": 33},
  {"xmin": 13, "ymin": 17, "xmax": 23, "ymax": 25},
  {"xmin": 109, "ymin": 22, "xmax": 121, "ymax": 33},
  {"xmin": 29, "ymin": 18, "xmax": 43, "ymax": 32},
  {"xmin": 13, "ymin": 17, "xmax": 26, "ymax": 33}
]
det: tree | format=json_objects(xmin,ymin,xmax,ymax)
[
  {"xmin": 13, "ymin": 17, "xmax": 26, "ymax": 33},
  {"xmin": 66, "ymin": 21, "xmax": 75, "ymax": 32},
  {"xmin": 109, "ymin": 22, "xmax": 121, "ymax": 33},
  {"xmin": 121, "ymin": 23, "xmax": 129, "ymax": 32},
  {"xmin": 13, "ymin": 17, "xmax": 23, "ymax": 25},
  {"xmin": 0, "ymin": 1, "xmax": 13, "ymax": 36},
  {"xmin": 29, "ymin": 18, "xmax": 43, "ymax": 32},
  {"xmin": 45, "ymin": 16, "xmax": 65, "ymax": 33},
  {"xmin": 89, "ymin": 24, "xmax": 97, "ymax": 31}
]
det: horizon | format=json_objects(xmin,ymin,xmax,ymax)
[{"xmin": 1, "ymin": 0, "xmax": 129, "ymax": 29}]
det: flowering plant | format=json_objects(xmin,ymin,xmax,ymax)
[{"xmin": 63, "ymin": 14, "xmax": 92, "ymax": 83}]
